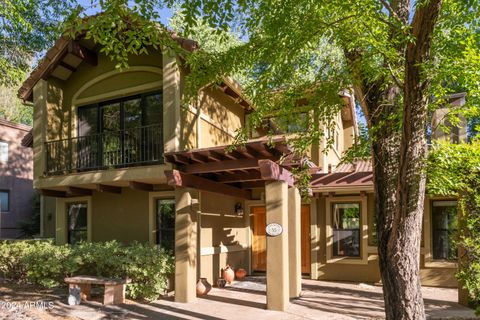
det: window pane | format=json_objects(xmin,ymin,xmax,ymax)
[
  {"xmin": 124, "ymin": 98, "xmax": 142, "ymax": 163},
  {"xmin": 432, "ymin": 201, "xmax": 457, "ymax": 260},
  {"xmin": 156, "ymin": 199, "xmax": 175, "ymax": 252},
  {"xmin": 78, "ymin": 106, "xmax": 98, "ymax": 136},
  {"xmin": 101, "ymin": 103, "xmax": 121, "ymax": 166},
  {"xmin": 0, "ymin": 191, "xmax": 9, "ymax": 212},
  {"xmin": 77, "ymin": 106, "xmax": 99, "ymax": 169},
  {"xmin": 101, "ymin": 103, "xmax": 121, "ymax": 132},
  {"xmin": 0, "ymin": 141, "xmax": 8, "ymax": 163},
  {"xmin": 124, "ymin": 98, "xmax": 142, "ymax": 129},
  {"xmin": 144, "ymin": 93, "xmax": 163, "ymax": 125},
  {"xmin": 333, "ymin": 203, "xmax": 360, "ymax": 257},
  {"xmin": 68, "ymin": 203, "xmax": 87, "ymax": 244}
]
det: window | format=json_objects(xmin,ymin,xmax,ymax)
[
  {"xmin": 0, "ymin": 191, "xmax": 9, "ymax": 212},
  {"xmin": 76, "ymin": 91, "xmax": 163, "ymax": 168},
  {"xmin": 332, "ymin": 203, "xmax": 360, "ymax": 257},
  {"xmin": 432, "ymin": 201, "xmax": 458, "ymax": 261},
  {"xmin": 67, "ymin": 203, "xmax": 88, "ymax": 244},
  {"xmin": 156, "ymin": 199, "xmax": 175, "ymax": 252},
  {"xmin": 77, "ymin": 92, "xmax": 163, "ymax": 136},
  {"xmin": 0, "ymin": 141, "xmax": 8, "ymax": 163}
]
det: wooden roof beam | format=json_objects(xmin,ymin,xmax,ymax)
[
  {"xmin": 96, "ymin": 184, "xmax": 122, "ymax": 194},
  {"xmin": 129, "ymin": 181, "xmax": 154, "ymax": 191},
  {"xmin": 207, "ymin": 150, "xmax": 224, "ymax": 162},
  {"xmin": 66, "ymin": 186, "xmax": 93, "ymax": 196},
  {"xmin": 190, "ymin": 153, "xmax": 209, "ymax": 163},
  {"xmin": 240, "ymin": 181, "xmax": 265, "ymax": 189},
  {"xmin": 173, "ymin": 154, "xmax": 190, "ymax": 165},
  {"xmin": 259, "ymin": 159, "xmax": 294, "ymax": 187},
  {"xmin": 181, "ymin": 158, "xmax": 261, "ymax": 174},
  {"xmin": 37, "ymin": 189, "xmax": 67, "ymax": 198},
  {"xmin": 165, "ymin": 170, "xmax": 251, "ymax": 200},
  {"xmin": 58, "ymin": 61, "xmax": 76, "ymax": 72},
  {"xmin": 217, "ymin": 171, "xmax": 262, "ymax": 183},
  {"xmin": 222, "ymin": 149, "xmax": 243, "ymax": 160},
  {"xmin": 68, "ymin": 41, "xmax": 97, "ymax": 66}
]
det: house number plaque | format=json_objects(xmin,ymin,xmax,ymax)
[{"xmin": 266, "ymin": 223, "xmax": 283, "ymax": 237}]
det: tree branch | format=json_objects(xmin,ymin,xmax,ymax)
[{"xmin": 379, "ymin": 0, "xmax": 401, "ymax": 21}]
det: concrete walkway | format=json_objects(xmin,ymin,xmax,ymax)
[
  {"xmin": 0, "ymin": 277, "xmax": 475, "ymax": 319},
  {"xmin": 42, "ymin": 278, "xmax": 476, "ymax": 320}
]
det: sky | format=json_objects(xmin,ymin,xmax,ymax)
[{"xmin": 78, "ymin": 0, "xmax": 173, "ymax": 26}]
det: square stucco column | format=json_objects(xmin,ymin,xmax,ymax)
[
  {"xmin": 162, "ymin": 49, "xmax": 181, "ymax": 153},
  {"xmin": 32, "ymin": 79, "xmax": 48, "ymax": 181},
  {"xmin": 174, "ymin": 187, "xmax": 199, "ymax": 303},
  {"xmin": 288, "ymin": 187, "xmax": 301, "ymax": 298},
  {"xmin": 265, "ymin": 181, "xmax": 289, "ymax": 311}
]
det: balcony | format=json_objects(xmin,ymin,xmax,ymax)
[{"xmin": 44, "ymin": 124, "xmax": 163, "ymax": 176}]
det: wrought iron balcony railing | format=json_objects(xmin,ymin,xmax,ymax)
[{"xmin": 44, "ymin": 124, "xmax": 163, "ymax": 176}]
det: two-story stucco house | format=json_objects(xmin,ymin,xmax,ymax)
[
  {"xmin": 0, "ymin": 119, "xmax": 34, "ymax": 238},
  {"xmin": 18, "ymin": 25, "xmax": 466, "ymax": 311}
]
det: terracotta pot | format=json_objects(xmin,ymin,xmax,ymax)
[
  {"xmin": 235, "ymin": 268, "xmax": 247, "ymax": 280},
  {"xmin": 223, "ymin": 265, "xmax": 235, "ymax": 284},
  {"xmin": 196, "ymin": 278, "xmax": 212, "ymax": 296}
]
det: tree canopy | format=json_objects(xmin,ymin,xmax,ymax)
[
  {"xmin": 427, "ymin": 140, "xmax": 480, "ymax": 315},
  {"xmin": 7, "ymin": 0, "xmax": 480, "ymax": 318}
]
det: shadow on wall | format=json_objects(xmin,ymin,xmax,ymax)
[{"xmin": 198, "ymin": 87, "xmax": 240, "ymax": 147}]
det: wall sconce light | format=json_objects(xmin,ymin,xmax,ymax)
[{"xmin": 235, "ymin": 203, "xmax": 244, "ymax": 216}]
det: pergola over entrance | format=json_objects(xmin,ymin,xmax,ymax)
[
  {"xmin": 164, "ymin": 137, "xmax": 305, "ymax": 198},
  {"xmin": 163, "ymin": 137, "xmax": 309, "ymax": 311}
]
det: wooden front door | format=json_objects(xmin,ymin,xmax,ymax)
[
  {"xmin": 251, "ymin": 205, "xmax": 311, "ymax": 274},
  {"xmin": 301, "ymin": 205, "xmax": 311, "ymax": 274},
  {"xmin": 251, "ymin": 206, "xmax": 267, "ymax": 271}
]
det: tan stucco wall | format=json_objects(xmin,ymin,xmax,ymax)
[
  {"xmin": 199, "ymin": 191, "xmax": 249, "ymax": 285},
  {"xmin": 196, "ymin": 88, "xmax": 245, "ymax": 148},
  {"xmin": 91, "ymin": 188, "xmax": 149, "ymax": 243},
  {"xmin": 41, "ymin": 196, "xmax": 56, "ymax": 238},
  {"xmin": 314, "ymin": 193, "xmax": 457, "ymax": 287},
  {"xmin": 55, "ymin": 188, "xmax": 150, "ymax": 245}
]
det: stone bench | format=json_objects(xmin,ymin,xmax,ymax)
[{"xmin": 65, "ymin": 275, "xmax": 131, "ymax": 305}]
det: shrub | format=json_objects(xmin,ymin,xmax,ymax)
[
  {"xmin": 24, "ymin": 242, "xmax": 76, "ymax": 288},
  {"xmin": 71, "ymin": 241, "xmax": 128, "ymax": 278},
  {"xmin": 0, "ymin": 240, "xmax": 31, "ymax": 282},
  {"xmin": 0, "ymin": 240, "xmax": 174, "ymax": 301},
  {"xmin": 123, "ymin": 242, "xmax": 174, "ymax": 300}
]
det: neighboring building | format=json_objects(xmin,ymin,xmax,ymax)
[
  {"xmin": 0, "ymin": 119, "xmax": 34, "ymax": 238},
  {"xmin": 431, "ymin": 92, "xmax": 468, "ymax": 143},
  {"xmin": 17, "ymin": 24, "xmax": 466, "ymax": 311}
]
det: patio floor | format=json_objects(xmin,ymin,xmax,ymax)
[{"xmin": 1, "ymin": 278, "xmax": 476, "ymax": 319}]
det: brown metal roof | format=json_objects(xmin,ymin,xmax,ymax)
[
  {"xmin": 334, "ymin": 160, "xmax": 372, "ymax": 173},
  {"xmin": 310, "ymin": 160, "xmax": 373, "ymax": 191}
]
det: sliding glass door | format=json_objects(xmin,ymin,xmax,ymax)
[{"xmin": 76, "ymin": 91, "xmax": 163, "ymax": 170}]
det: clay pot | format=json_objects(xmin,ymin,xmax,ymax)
[
  {"xmin": 223, "ymin": 265, "xmax": 235, "ymax": 284},
  {"xmin": 235, "ymin": 268, "xmax": 247, "ymax": 280},
  {"xmin": 217, "ymin": 279, "xmax": 226, "ymax": 288},
  {"xmin": 196, "ymin": 278, "xmax": 212, "ymax": 296}
]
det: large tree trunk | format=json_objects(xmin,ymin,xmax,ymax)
[
  {"xmin": 347, "ymin": 1, "xmax": 442, "ymax": 318},
  {"xmin": 382, "ymin": 2, "xmax": 443, "ymax": 319}
]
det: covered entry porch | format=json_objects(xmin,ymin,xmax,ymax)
[{"xmin": 164, "ymin": 138, "xmax": 311, "ymax": 311}]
